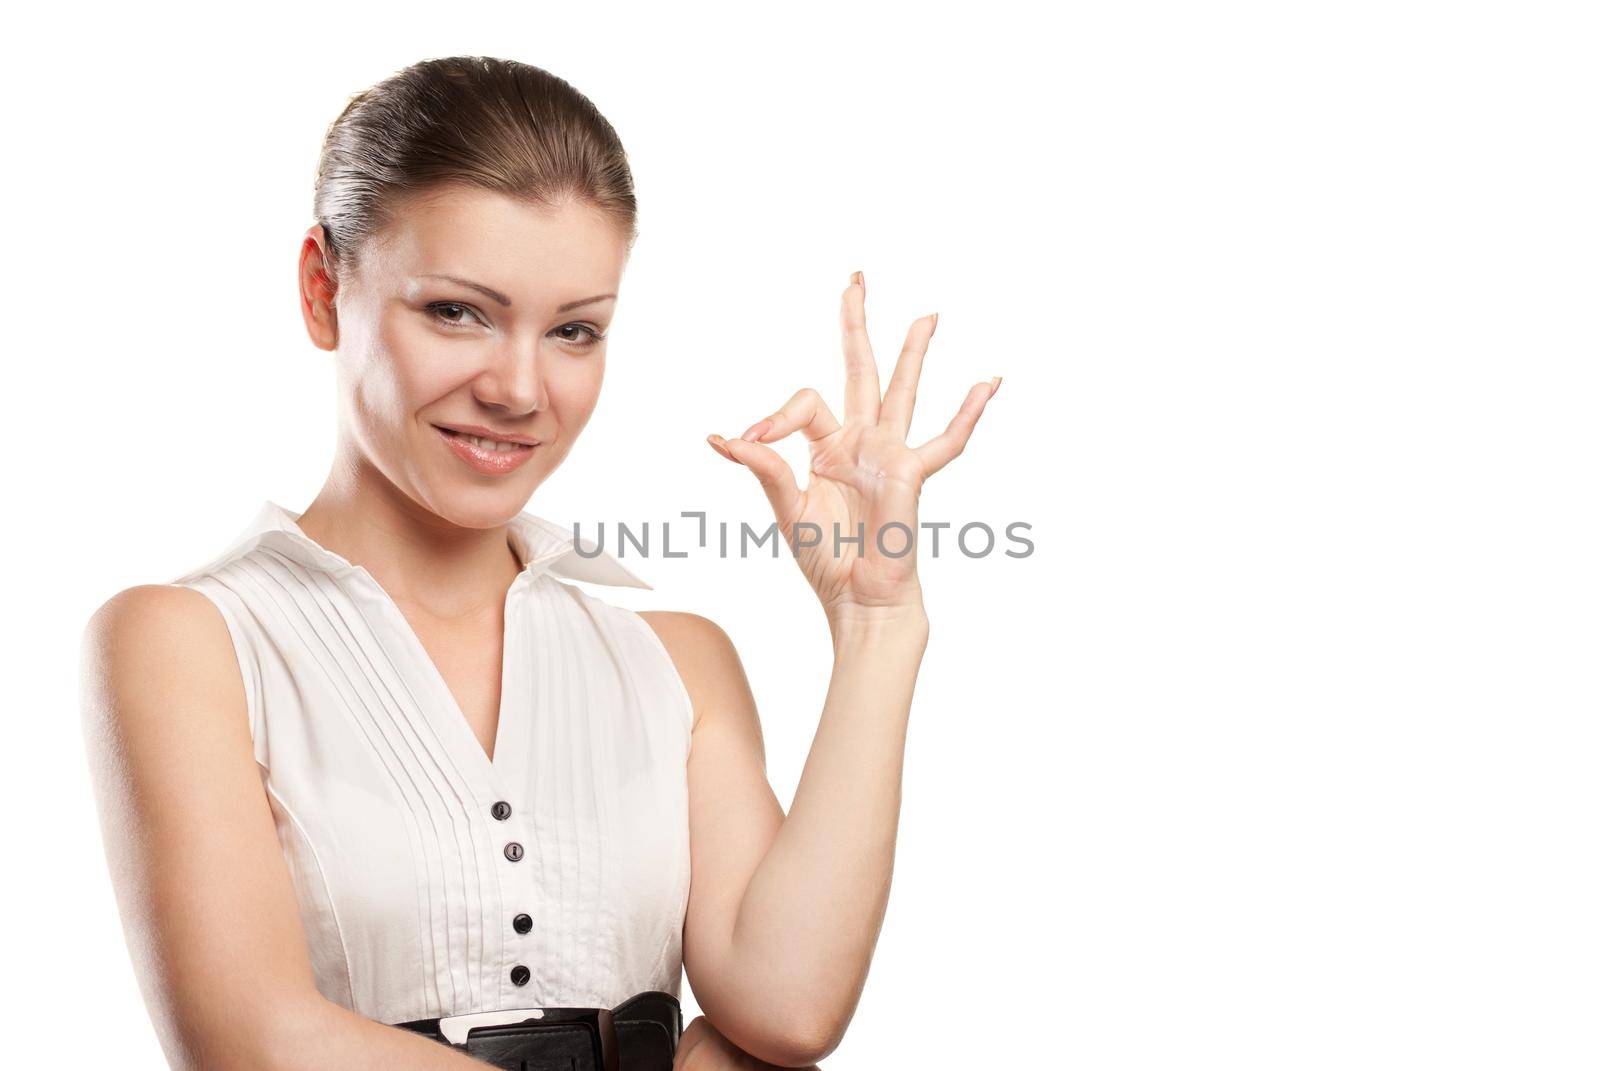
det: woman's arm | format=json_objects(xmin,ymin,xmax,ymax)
[
  {"xmin": 80, "ymin": 585, "xmax": 501, "ymax": 1071},
  {"xmin": 648, "ymin": 607, "xmax": 925, "ymax": 1068},
  {"xmin": 674, "ymin": 1013, "xmax": 822, "ymax": 1071},
  {"xmin": 663, "ymin": 270, "xmax": 998, "ymax": 1066},
  {"xmin": 742, "ymin": 606, "xmax": 927, "ymax": 1043}
]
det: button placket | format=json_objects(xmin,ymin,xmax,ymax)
[{"xmin": 490, "ymin": 798, "xmax": 534, "ymax": 989}]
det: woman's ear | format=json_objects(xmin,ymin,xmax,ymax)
[{"xmin": 298, "ymin": 224, "xmax": 340, "ymax": 351}]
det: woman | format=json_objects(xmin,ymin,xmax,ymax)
[{"xmin": 81, "ymin": 55, "xmax": 999, "ymax": 1070}]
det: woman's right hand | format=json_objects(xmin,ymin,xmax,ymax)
[{"xmin": 674, "ymin": 1015, "xmax": 823, "ymax": 1070}]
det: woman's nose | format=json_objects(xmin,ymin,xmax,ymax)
[{"xmin": 471, "ymin": 342, "xmax": 548, "ymax": 412}]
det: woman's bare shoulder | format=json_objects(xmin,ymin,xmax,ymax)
[
  {"xmin": 635, "ymin": 609, "xmax": 730, "ymax": 644},
  {"xmin": 80, "ymin": 584, "xmax": 243, "ymax": 738},
  {"xmin": 634, "ymin": 610, "xmax": 741, "ymax": 672},
  {"xmin": 87, "ymin": 582, "xmax": 222, "ymax": 626},
  {"xmin": 634, "ymin": 611, "xmax": 752, "ymax": 734},
  {"xmin": 83, "ymin": 583, "xmax": 235, "ymax": 663}
]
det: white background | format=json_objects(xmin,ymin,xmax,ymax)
[{"xmin": 7, "ymin": 1, "xmax": 1596, "ymax": 1067}]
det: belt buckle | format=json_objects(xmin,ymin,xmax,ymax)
[{"xmin": 437, "ymin": 1005, "xmax": 619, "ymax": 1071}]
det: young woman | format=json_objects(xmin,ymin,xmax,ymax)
[{"xmin": 80, "ymin": 55, "xmax": 999, "ymax": 1071}]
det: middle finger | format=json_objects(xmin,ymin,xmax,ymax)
[{"xmin": 840, "ymin": 271, "xmax": 881, "ymax": 425}]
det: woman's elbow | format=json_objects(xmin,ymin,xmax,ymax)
[
  {"xmin": 783, "ymin": 1015, "xmax": 845, "ymax": 1068},
  {"xmin": 680, "ymin": 1012, "xmax": 836, "ymax": 1069},
  {"xmin": 249, "ymin": 994, "xmax": 346, "ymax": 1071},
  {"xmin": 750, "ymin": 1013, "xmax": 845, "ymax": 1068},
  {"xmin": 164, "ymin": 992, "xmax": 335, "ymax": 1071}
]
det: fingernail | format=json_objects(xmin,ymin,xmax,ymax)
[
  {"xmin": 741, "ymin": 418, "xmax": 773, "ymax": 442},
  {"xmin": 989, "ymin": 375, "xmax": 1002, "ymax": 397},
  {"xmin": 706, "ymin": 434, "xmax": 734, "ymax": 460},
  {"xmin": 852, "ymin": 270, "xmax": 865, "ymax": 290}
]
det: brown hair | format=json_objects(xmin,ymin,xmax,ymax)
[{"xmin": 312, "ymin": 55, "xmax": 637, "ymax": 281}]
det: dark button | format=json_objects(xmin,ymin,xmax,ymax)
[
  {"xmin": 513, "ymin": 913, "xmax": 533, "ymax": 934},
  {"xmin": 503, "ymin": 842, "xmax": 525, "ymax": 862},
  {"xmin": 510, "ymin": 964, "xmax": 531, "ymax": 986},
  {"xmin": 491, "ymin": 801, "xmax": 512, "ymax": 821}
]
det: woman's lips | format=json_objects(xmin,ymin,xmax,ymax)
[{"xmin": 433, "ymin": 424, "xmax": 539, "ymax": 476}]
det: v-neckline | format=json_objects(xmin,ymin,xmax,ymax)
[
  {"xmin": 267, "ymin": 510, "xmax": 529, "ymax": 784},
  {"xmin": 208, "ymin": 499, "xmax": 655, "ymax": 794},
  {"xmin": 349, "ymin": 559, "xmax": 533, "ymax": 787},
  {"xmin": 384, "ymin": 571, "xmax": 526, "ymax": 771}
]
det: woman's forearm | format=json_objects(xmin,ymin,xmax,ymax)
[
  {"xmin": 723, "ymin": 607, "xmax": 930, "ymax": 1047},
  {"xmin": 264, "ymin": 995, "xmax": 503, "ymax": 1070}
]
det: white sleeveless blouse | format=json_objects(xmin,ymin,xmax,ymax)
[{"xmin": 167, "ymin": 500, "xmax": 693, "ymax": 1026}]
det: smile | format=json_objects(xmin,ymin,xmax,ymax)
[
  {"xmin": 433, "ymin": 424, "xmax": 540, "ymax": 476},
  {"xmin": 440, "ymin": 428, "xmax": 530, "ymax": 452}
]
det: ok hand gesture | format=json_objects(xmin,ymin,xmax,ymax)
[{"xmin": 708, "ymin": 271, "xmax": 1000, "ymax": 628}]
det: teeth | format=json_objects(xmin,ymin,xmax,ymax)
[{"xmin": 452, "ymin": 430, "xmax": 528, "ymax": 452}]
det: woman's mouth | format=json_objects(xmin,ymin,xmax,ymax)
[{"xmin": 433, "ymin": 424, "xmax": 539, "ymax": 476}]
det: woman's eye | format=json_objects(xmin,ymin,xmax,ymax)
[
  {"xmin": 425, "ymin": 304, "xmax": 604, "ymax": 349},
  {"xmin": 425, "ymin": 302, "xmax": 486, "ymax": 330},
  {"xmin": 552, "ymin": 323, "xmax": 607, "ymax": 350}
]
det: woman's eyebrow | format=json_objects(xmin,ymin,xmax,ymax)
[
  {"xmin": 417, "ymin": 273, "xmax": 615, "ymax": 313},
  {"xmin": 556, "ymin": 293, "xmax": 618, "ymax": 313},
  {"xmin": 419, "ymin": 274, "xmax": 511, "ymax": 305}
]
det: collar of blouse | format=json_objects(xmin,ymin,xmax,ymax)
[{"xmin": 169, "ymin": 499, "xmax": 653, "ymax": 591}]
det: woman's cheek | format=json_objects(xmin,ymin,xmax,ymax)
[
  {"xmin": 345, "ymin": 368, "xmax": 402, "ymax": 467},
  {"xmin": 549, "ymin": 358, "xmax": 606, "ymax": 428}
]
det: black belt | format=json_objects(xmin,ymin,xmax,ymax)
[{"xmin": 392, "ymin": 990, "xmax": 682, "ymax": 1071}]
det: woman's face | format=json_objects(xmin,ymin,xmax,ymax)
[{"xmin": 300, "ymin": 184, "xmax": 629, "ymax": 526}]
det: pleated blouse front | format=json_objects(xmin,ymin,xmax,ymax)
[{"xmin": 167, "ymin": 501, "xmax": 694, "ymax": 1026}]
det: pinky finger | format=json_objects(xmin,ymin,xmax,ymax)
[{"xmin": 912, "ymin": 376, "xmax": 1001, "ymax": 476}]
